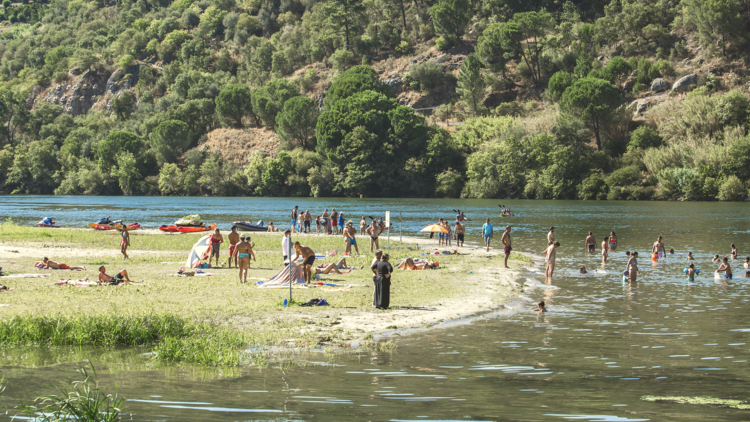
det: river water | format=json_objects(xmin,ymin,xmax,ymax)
[{"xmin": 1, "ymin": 197, "xmax": 749, "ymax": 421}]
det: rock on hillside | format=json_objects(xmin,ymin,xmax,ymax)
[
  {"xmin": 203, "ymin": 127, "xmax": 279, "ymax": 164},
  {"xmin": 33, "ymin": 69, "xmax": 108, "ymax": 116}
]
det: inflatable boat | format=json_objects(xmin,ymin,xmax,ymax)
[
  {"xmin": 37, "ymin": 217, "xmax": 60, "ymax": 228},
  {"xmin": 174, "ymin": 214, "xmax": 204, "ymax": 227},
  {"xmin": 176, "ymin": 223, "xmax": 216, "ymax": 233},
  {"xmin": 232, "ymin": 221, "xmax": 268, "ymax": 231}
]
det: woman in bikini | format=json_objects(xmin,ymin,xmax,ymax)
[
  {"xmin": 233, "ymin": 236, "xmax": 256, "ymax": 283},
  {"xmin": 727, "ymin": 243, "xmax": 738, "ymax": 261},
  {"xmin": 608, "ymin": 231, "xmax": 617, "ymax": 251},
  {"xmin": 626, "ymin": 251, "xmax": 639, "ymax": 283},
  {"xmin": 120, "ymin": 225, "xmax": 130, "ymax": 259},
  {"xmin": 360, "ymin": 216, "xmax": 367, "ymax": 235},
  {"xmin": 396, "ymin": 257, "xmax": 435, "ymax": 270}
]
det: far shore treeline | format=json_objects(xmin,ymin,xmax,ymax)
[{"xmin": 0, "ymin": 0, "xmax": 750, "ymax": 200}]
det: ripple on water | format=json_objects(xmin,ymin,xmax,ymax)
[{"xmin": 545, "ymin": 415, "xmax": 650, "ymax": 421}]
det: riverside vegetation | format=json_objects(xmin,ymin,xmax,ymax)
[
  {"xmin": 0, "ymin": 222, "xmax": 527, "ymax": 366},
  {"xmin": 0, "ymin": 0, "xmax": 749, "ymax": 200}
]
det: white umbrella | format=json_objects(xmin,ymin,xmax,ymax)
[{"xmin": 186, "ymin": 235, "xmax": 212, "ymax": 269}]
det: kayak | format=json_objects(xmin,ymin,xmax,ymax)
[
  {"xmin": 176, "ymin": 224, "xmax": 217, "ymax": 233},
  {"xmin": 232, "ymin": 221, "xmax": 268, "ymax": 232},
  {"xmin": 89, "ymin": 223, "xmax": 141, "ymax": 230},
  {"xmin": 159, "ymin": 225, "xmax": 180, "ymax": 232},
  {"xmin": 37, "ymin": 222, "xmax": 61, "ymax": 228}
]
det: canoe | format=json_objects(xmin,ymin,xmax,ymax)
[
  {"xmin": 232, "ymin": 221, "xmax": 268, "ymax": 232},
  {"xmin": 89, "ymin": 223, "xmax": 141, "ymax": 230},
  {"xmin": 159, "ymin": 225, "xmax": 180, "ymax": 232},
  {"xmin": 176, "ymin": 223, "xmax": 217, "ymax": 233}
]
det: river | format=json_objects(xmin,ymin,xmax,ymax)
[{"xmin": 0, "ymin": 196, "xmax": 749, "ymax": 421}]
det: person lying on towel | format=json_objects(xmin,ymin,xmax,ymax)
[
  {"xmin": 42, "ymin": 258, "xmax": 85, "ymax": 270},
  {"xmin": 98, "ymin": 266, "xmax": 131, "ymax": 284},
  {"xmin": 396, "ymin": 257, "xmax": 436, "ymax": 270}
]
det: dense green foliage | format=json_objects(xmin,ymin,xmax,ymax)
[{"xmin": 0, "ymin": 0, "xmax": 747, "ymax": 200}]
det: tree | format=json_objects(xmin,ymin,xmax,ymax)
[
  {"xmin": 430, "ymin": 0, "xmax": 471, "ymax": 45},
  {"xmin": 456, "ymin": 54, "xmax": 486, "ymax": 116},
  {"xmin": 276, "ymin": 96, "xmax": 320, "ymax": 150},
  {"xmin": 114, "ymin": 151, "xmax": 141, "ymax": 195},
  {"xmin": 159, "ymin": 163, "xmax": 184, "ymax": 195},
  {"xmin": 323, "ymin": 0, "xmax": 366, "ymax": 50},
  {"xmin": 96, "ymin": 131, "xmax": 143, "ymax": 173},
  {"xmin": 548, "ymin": 71, "xmax": 574, "ymax": 102},
  {"xmin": 215, "ymin": 84, "xmax": 254, "ymax": 128},
  {"xmin": 111, "ymin": 91, "xmax": 136, "ymax": 120},
  {"xmin": 150, "ymin": 120, "xmax": 190, "ymax": 165},
  {"xmin": 323, "ymin": 65, "xmax": 393, "ymax": 109},
  {"xmin": 250, "ymin": 78, "xmax": 300, "ymax": 127},
  {"xmin": 685, "ymin": 0, "xmax": 742, "ymax": 56},
  {"xmin": 561, "ymin": 77, "xmax": 623, "ymax": 151},
  {"xmin": 76, "ymin": 49, "xmax": 98, "ymax": 71},
  {"xmin": 476, "ymin": 23, "xmax": 509, "ymax": 73},
  {"xmin": 0, "ymin": 90, "xmax": 29, "ymax": 146}
]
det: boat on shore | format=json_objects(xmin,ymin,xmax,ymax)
[
  {"xmin": 89, "ymin": 222, "xmax": 141, "ymax": 230},
  {"xmin": 37, "ymin": 217, "xmax": 60, "ymax": 228},
  {"xmin": 176, "ymin": 223, "xmax": 217, "ymax": 233},
  {"xmin": 232, "ymin": 221, "xmax": 268, "ymax": 231}
]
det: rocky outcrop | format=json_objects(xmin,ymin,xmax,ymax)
[
  {"xmin": 651, "ymin": 78, "xmax": 670, "ymax": 92},
  {"xmin": 672, "ymin": 73, "xmax": 698, "ymax": 93},
  {"xmin": 36, "ymin": 70, "xmax": 107, "ymax": 116}
]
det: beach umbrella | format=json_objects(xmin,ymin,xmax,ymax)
[
  {"xmin": 186, "ymin": 234, "xmax": 212, "ymax": 268},
  {"xmin": 420, "ymin": 224, "xmax": 449, "ymax": 233}
]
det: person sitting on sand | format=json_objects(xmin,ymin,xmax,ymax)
[
  {"xmin": 315, "ymin": 258, "xmax": 364, "ymax": 274},
  {"xmin": 580, "ymin": 266, "xmax": 588, "ymax": 274},
  {"xmin": 98, "ymin": 266, "xmax": 130, "ymax": 284},
  {"xmin": 42, "ymin": 257, "xmax": 84, "ymax": 270},
  {"xmin": 534, "ymin": 301, "xmax": 547, "ymax": 313},
  {"xmin": 267, "ymin": 222, "xmax": 276, "ymax": 232},
  {"xmin": 396, "ymin": 257, "xmax": 436, "ymax": 270}
]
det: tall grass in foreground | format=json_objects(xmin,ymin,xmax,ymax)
[
  {"xmin": 16, "ymin": 366, "xmax": 124, "ymax": 422},
  {"xmin": 0, "ymin": 315, "xmax": 258, "ymax": 366}
]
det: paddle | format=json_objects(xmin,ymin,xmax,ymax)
[{"xmin": 452, "ymin": 209, "xmax": 471, "ymax": 221}]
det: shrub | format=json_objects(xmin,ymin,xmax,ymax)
[
  {"xmin": 407, "ymin": 61, "xmax": 445, "ymax": 92},
  {"xmin": 717, "ymin": 175, "xmax": 746, "ymax": 201},
  {"xmin": 435, "ymin": 36, "xmax": 452, "ymax": 51},
  {"xmin": 548, "ymin": 71, "xmax": 573, "ymax": 102},
  {"xmin": 715, "ymin": 90, "xmax": 750, "ymax": 127},
  {"xmin": 606, "ymin": 165, "xmax": 641, "ymax": 188},
  {"xmin": 628, "ymin": 126, "xmax": 662, "ymax": 151},
  {"xmin": 607, "ymin": 186, "xmax": 628, "ymax": 200},
  {"xmin": 630, "ymin": 186, "xmax": 655, "ymax": 200},
  {"xmin": 395, "ymin": 41, "xmax": 411, "ymax": 55},
  {"xmin": 434, "ymin": 168, "xmax": 464, "ymax": 197},
  {"xmin": 329, "ymin": 49, "xmax": 354, "ymax": 71},
  {"xmin": 578, "ymin": 172, "xmax": 608, "ymax": 200}
]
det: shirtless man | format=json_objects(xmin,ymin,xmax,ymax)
[
  {"xmin": 371, "ymin": 249, "xmax": 382, "ymax": 306},
  {"xmin": 98, "ymin": 266, "xmax": 130, "ymax": 284},
  {"xmin": 545, "ymin": 241, "xmax": 560, "ymax": 279},
  {"xmin": 304, "ymin": 210, "xmax": 312, "ymax": 233},
  {"xmin": 227, "ymin": 227, "xmax": 240, "ymax": 268},
  {"xmin": 42, "ymin": 257, "xmax": 84, "ymax": 270},
  {"xmin": 210, "ymin": 228, "xmax": 223, "ymax": 267},
  {"xmin": 716, "ymin": 257, "xmax": 733, "ymax": 279},
  {"xmin": 293, "ymin": 241, "xmax": 316, "ymax": 284},
  {"xmin": 652, "ymin": 236, "xmax": 666, "ymax": 260},
  {"xmin": 455, "ymin": 221, "xmax": 465, "ymax": 247},
  {"xmin": 233, "ymin": 235, "xmax": 256, "ymax": 283},
  {"xmin": 584, "ymin": 231, "xmax": 595, "ymax": 252},
  {"xmin": 344, "ymin": 221, "xmax": 359, "ymax": 255},
  {"xmin": 330, "ymin": 208, "xmax": 339, "ymax": 235},
  {"xmin": 366, "ymin": 219, "xmax": 381, "ymax": 253},
  {"xmin": 501, "ymin": 225, "xmax": 512, "ymax": 269},
  {"xmin": 360, "ymin": 216, "xmax": 367, "ymax": 235},
  {"xmin": 547, "ymin": 227, "xmax": 555, "ymax": 244}
]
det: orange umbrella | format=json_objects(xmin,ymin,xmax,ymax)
[{"xmin": 421, "ymin": 224, "xmax": 449, "ymax": 233}]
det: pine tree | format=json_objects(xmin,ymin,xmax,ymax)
[{"xmin": 457, "ymin": 53, "xmax": 486, "ymax": 116}]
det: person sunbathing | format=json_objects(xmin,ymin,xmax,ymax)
[
  {"xmin": 315, "ymin": 258, "xmax": 363, "ymax": 274},
  {"xmin": 0, "ymin": 284, "xmax": 11, "ymax": 291},
  {"xmin": 42, "ymin": 257, "xmax": 85, "ymax": 270},
  {"xmin": 397, "ymin": 257, "xmax": 435, "ymax": 270},
  {"xmin": 98, "ymin": 266, "xmax": 130, "ymax": 284}
]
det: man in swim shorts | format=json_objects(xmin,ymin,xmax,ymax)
[
  {"xmin": 501, "ymin": 225, "xmax": 512, "ymax": 268},
  {"xmin": 455, "ymin": 221, "xmax": 465, "ymax": 247},
  {"xmin": 210, "ymin": 228, "xmax": 223, "ymax": 267},
  {"xmin": 227, "ymin": 227, "xmax": 240, "ymax": 268},
  {"xmin": 304, "ymin": 210, "xmax": 312, "ymax": 233},
  {"xmin": 233, "ymin": 236, "xmax": 256, "ymax": 283},
  {"xmin": 547, "ymin": 227, "xmax": 555, "ymax": 244},
  {"xmin": 344, "ymin": 221, "xmax": 359, "ymax": 255},
  {"xmin": 291, "ymin": 206, "xmax": 299, "ymax": 233},
  {"xmin": 366, "ymin": 219, "xmax": 381, "ymax": 253},
  {"xmin": 293, "ymin": 241, "xmax": 316, "ymax": 284},
  {"xmin": 42, "ymin": 257, "xmax": 84, "ymax": 270},
  {"xmin": 482, "ymin": 218, "xmax": 493, "ymax": 252},
  {"xmin": 330, "ymin": 208, "xmax": 339, "ymax": 235},
  {"xmin": 98, "ymin": 266, "xmax": 130, "ymax": 284},
  {"xmin": 584, "ymin": 231, "xmax": 595, "ymax": 253},
  {"xmin": 545, "ymin": 241, "xmax": 560, "ymax": 280},
  {"xmin": 652, "ymin": 236, "xmax": 666, "ymax": 259}
]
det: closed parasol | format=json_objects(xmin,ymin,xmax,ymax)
[
  {"xmin": 420, "ymin": 224, "xmax": 450, "ymax": 233},
  {"xmin": 186, "ymin": 235, "xmax": 212, "ymax": 268}
]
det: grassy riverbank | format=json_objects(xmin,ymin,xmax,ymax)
[{"xmin": 0, "ymin": 223, "xmax": 528, "ymax": 366}]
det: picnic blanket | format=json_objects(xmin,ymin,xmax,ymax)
[
  {"xmin": 2, "ymin": 274, "xmax": 51, "ymax": 278},
  {"xmin": 257, "ymin": 263, "xmax": 306, "ymax": 288}
]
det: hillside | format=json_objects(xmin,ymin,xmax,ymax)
[{"xmin": 0, "ymin": 0, "xmax": 748, "ymax": 200}]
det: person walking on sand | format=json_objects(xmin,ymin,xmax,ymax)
[
  {"xmin": 367, "ymin": 219, "xmax": 382, "ymax": 253},
  {"xmin": 438, "ymin": 218, "xmax": 446, "ymax": 247},
  {"xmin": 501, "ymin": 225, "xmax": 512, "ymax": 268},
  {"xmin": 290, "ymin": 206, "xmax": 299, "ymax": 233},
  {"xmin": 455, "ymin": 221, "xmax": 465, "ymax": 247},
  {"xmin": 282, "ymin": 229, "xmax": 292, "ymax": 266},
  {"xmin": 210, "ymin": 228, "xmax": 223, "ymax": 267},
  {"xmin": 482, "ymin": 218, "xmax": 494, "ymax": 252},
  {"xmin": 98, "ymin": 266, "xmax": 130, "ymax": 283},
  {"xmin": 292, "ymin": 241, "xmax": 316, "ymax": 284},
  {"xmin": 652, "ymin": 236, "xmax": 666, "ymax": 260},
  {"xmin": 547, "ymin": 227, "xmax": 555, "ymax": 244},
  {"xmin": 584, "ymin": 231, "xmax": 595, "ymax": 253},
  {"xmin": 372, "ymin": 254, "xmax": 393, "ymax": 309},
  {"xmin": 120, "ymin": 225, "xmax": 130, "ymax": 260},
  {"xmin": 233, "ymin": 235, "xmax": 256, "ymax": 283},
  {"xmin": 42, "ymin": 257, "xmax": 84, "ymax": 270},
  {"xmin": 344, "ymin": 221, "xmax": 359, "ymax": 255},
  {"xmin": 545, "ymin": 241, "xmax": 560, "ymax": 280},
  {"xmin": 444, "ymin": 220, "xmax": 452, "ymax": 247},
  {"xmin": 227, "ymin": 227, "xmax": 240, "ymax": 268}
]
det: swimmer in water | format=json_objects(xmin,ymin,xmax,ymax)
[
  {"xmin": 744, "ymin": 257, "xmax": 749, "ymax": 278},
  {"xmin": 669, "ymin": 248, "xmax": 675, "ymax": 254},
  {"xmin": 687, "ymin": 252, "xmax": 694, "ymax": 261},
  {"xmin": 625, "ymin": 251, "xmax": 631, "ymax": 257},
  {"xmin": 601, "ymin": 236, "xmax": 609, "ymax": 262},
  {"xmin": 726, "ymin": 243, "xmax": 738, "ymax": 261},
  {"xmin": 625, "ymin": 251, "xmax": 640, "ymax": 282},
  {"xmin": 534, "ymin": 301, "xmax": 547, "ymax": 313},
  {"xmin": 686, "ymin": 263, "xmax": 697, "ymax": 281},
  {"xmin": 712, "ymin": 254, "xmax": 721, "ymax": 263},
  {"xmin": 584, "ymin": 231, "xmax": 595, "ymax": 253},
  {"xmin": 652, "ymin": 236, "xmax": 666, "ymax": 259},
  {"xmin": 716, "ymin": 257, "xmax": 732, "ymax": 280},
  {"xmin": 580, "ymin": 266, "xmax": 588, "ymax": 274}
]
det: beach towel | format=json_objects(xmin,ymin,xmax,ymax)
[
  {"xmin": 169, "ymin": 273, "xmax": 222, "ymax": 277},
  {"xmin": 300, "ymin": 298, "xmax": 328, "ymax": 306},
  {"xmin": 55, "ymin": 279, "xmax": 99, "ymax": 287},
  {"xmin": 2, "ymin": 274, "xmax": 51, "ymax": 278},
  {"xmin": 257, "ymin": 263, "xmax": 306, "ymax": 288}
]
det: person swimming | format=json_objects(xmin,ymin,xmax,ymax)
[
  {"xmin": 727, "ymin": 243, "xmax": 738, "ymax": 260},
  {"xmin": 534, "ymin": 301, "xmax": 547, "ymax": 313},
  {"xmin": 580, "ymin": 266, "xmax": 588, "ymax": 274},
  {"xmin": 685, "ymin": 263, "xmax": 699, "ymax": 281},
  {"xmin": 687, "ymin": 252, "xmax": 694, "ymax": 261},
  {"xmin": 712, "ymin": 254, "xmax": 721, "ymax": 263}
]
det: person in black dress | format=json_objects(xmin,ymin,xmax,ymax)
[{"xmin": 371, "ymin": 254, "xmax": 393, "ymax": 309}]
